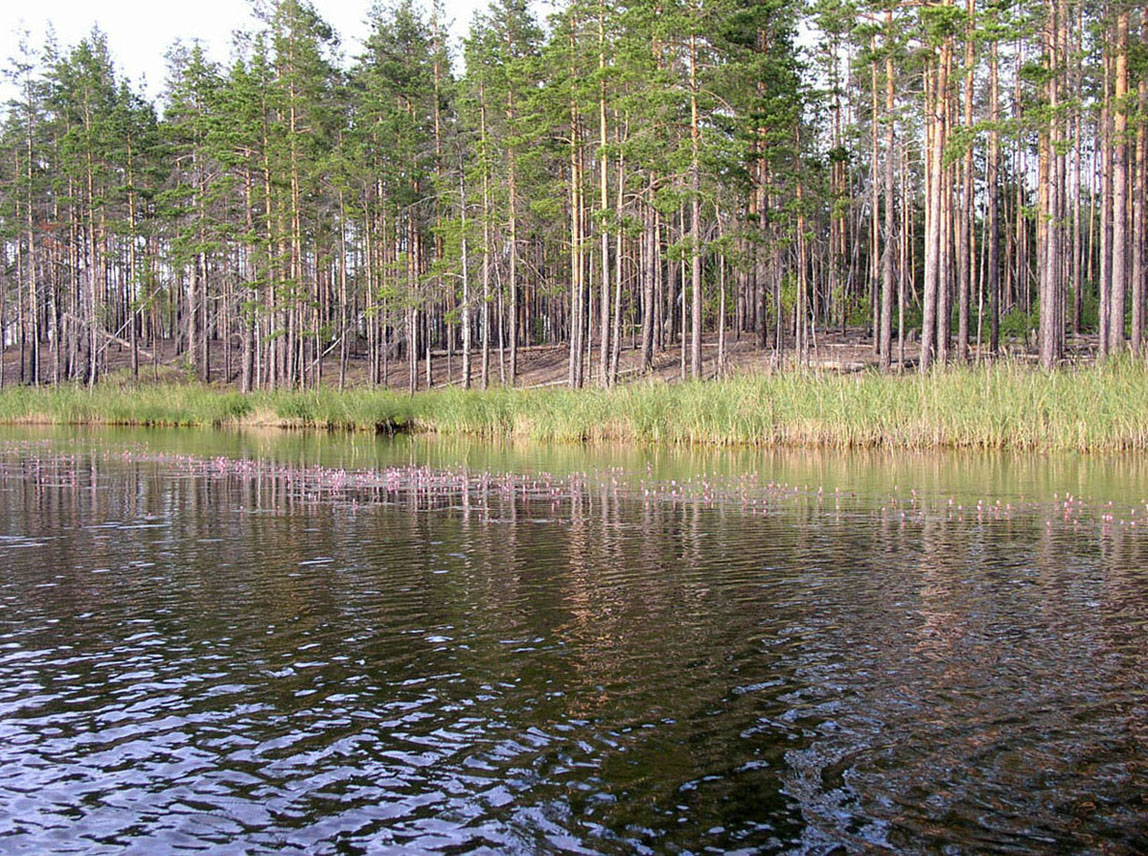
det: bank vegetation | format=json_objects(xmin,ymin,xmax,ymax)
[{"xmin": 1, "ymin": 359, "xmax": 1146, "ymax": 452}]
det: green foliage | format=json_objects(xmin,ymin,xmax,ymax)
[
  {"xmin": 998, "ymin": 306, "xmax": 1039, "ymax": 342},
  {"xmin": 0, "ymin": 0, "xmax": 1134, "ymax": 398},
  {"xmin": 918, "ymin": 3, "xmax": 966, "ymax": 45}
]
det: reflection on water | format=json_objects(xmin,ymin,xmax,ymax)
[
  {"xmin": 0, "ymin": 433, "xmax": 1145, "ymax": 854},
  {"xmin": 9, "ymin": 423, "xmax": 1148, "ymax": 505}
]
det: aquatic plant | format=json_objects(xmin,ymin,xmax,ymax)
[{"xmin": 2, "ymin": 358, "xmax": 1148, "ymax": 453}]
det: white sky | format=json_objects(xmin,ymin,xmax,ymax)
[{"xmin": 1, "ymin": 0, "xmax": 492, "ymax": 102}]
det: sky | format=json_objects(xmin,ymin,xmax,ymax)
[{"xmin": 1, "ymin": 0, "xmax": 492, "ymax": 102}]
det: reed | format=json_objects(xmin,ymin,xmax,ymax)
[{"xmin": 1, "ymin": 359, "xmax": 1146, "ymax": 452}]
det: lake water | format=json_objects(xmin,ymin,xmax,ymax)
[{"xmin": 0, "ymin": 428, "xmax": 1145, "ymax": 854}]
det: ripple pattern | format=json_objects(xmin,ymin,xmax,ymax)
[{"xmin": 0, "ymin": 447, "xmax": 1146, "ymax": 854}]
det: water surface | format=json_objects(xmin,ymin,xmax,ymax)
[{"xmin": 0, "ymin": 429, "xmax": 1145, "ymax": 854}]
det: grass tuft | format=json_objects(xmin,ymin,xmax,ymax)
[{"xmin": 0, "ymin": 359, "xmax": 1146, "ymax": 452}]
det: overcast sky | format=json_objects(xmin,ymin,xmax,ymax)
[{"xmin": 1, "ymin": 0, "xmax": 494, "ymax": 102}]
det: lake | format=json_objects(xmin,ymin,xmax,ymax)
[{"xmin": 0, "ymin": 428, "xmax": 1145, "ymax": 854}]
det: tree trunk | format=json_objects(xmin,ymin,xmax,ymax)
[
  {"xmin": 879, "ymin": 14, "xmax": 895, "ymax": 372},
  {"xmin": 988, "ymin": 38, "xmax": 1001, "ymax": 354},
  {"xmin": 460, "ymin": 158, "xmax": 472, "ymax": 390},
  {"xmin": 1099, "ymin": 47, "xmax": 1113, "ymax": 354},
  {"xmin": 958, "ymin": 0, "xmax": 975, "ymax": 363},
  {"xmin": 597, "ymin": 6, "xmax": 611, "ymax": 387},
  {"xmin": 1109, "ymin": 10, "xmax": 1129, "ymax": 354},
  {"xmin": 640, "ymin": 191, "xmax": 655, "ymax": 372},
  {"xmin": 689, "ymin": 30, "xmax": 703, "ymax": 380},
  {"xmin": 1133, "ymin": 10, "xmax": 1148, "ymax": 352},
  {"xmin": 480, "ymin": 80, "xmax": 492, "ymax": 389},
  {"xmin": 921, "ymin": 33, "xmax": 951, "ymax": 372}
]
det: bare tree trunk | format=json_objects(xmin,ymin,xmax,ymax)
[
  {"xmin": 568, "ymin": 13, "xmax": 584, "ymax": 389},
  {"xmin": 460, "ymin": 159, "xmax": 472, "ymax": 389},
  {"xmin": 24, "ymin": 81, "xmax": 39, "ymax": 387},
  {"xmin": 1099, "ymin": 47, "xmax": 1113, "ymax": 354},
  {"xmin": 597, "ymin": 6, "xmax": 611, "ymax": 387},
  {"xmin": 689, "ymin": 29, "xmax": 703, "ymax": 380},
  {"xmin": 899, "ymin": 143, "xmax": 909, "ymax": 369},
  {"xmin": 921, "ymin": 32, "xmax": 951, "ymax": 372},
  {"xmin": 988, "ymin": 38, "xmax": 1001, "ymax": 355},
  {"xmin": 86, "ymin": 168, "xmax": 101, "ymax": 387},
  {"xmin": 1071, "ymin": 3, "xmax": 1084, "ymax": 337},
  {"xmin": 507, "ymin": 139, "xmax": 519, "ymax": 387},
  {"xmin": 640, "ymin": 191, "xmax": 655, "ymax": 372},
  {"xmin": 1040, "ymin": 0, "xmax": 1063, "ymax": 368},
  {"xmin": 480, "ymin": 81, "xmax": 492, "ymax": 389},
  {"xmin": 0, "ymin": 250, "xmax": 6, "ymax": 388},
  {"xmin": 1109, "ymin": 10, "xmax": 1130, "ymax": 354},
  {"xmin": 879, "ymin": 13, "xmax": 896, "ymax": 372},
  {"xmin": 869, "ymin": 36, "xmax": 879, "ymax": 350},
  {"xmin": 1133, "ymin": 10, "xmax": 1148, "ymax": 352},
  {"xmin": 938, "ymin": 145, "xmax": 952, "ymax": 366},
  {"xmin": 408, "ymin": 218, "xmax": 418, "ymax": 395},
  {"xmin": 337, "ymin": 197, "xmax": 348, "ymax": 391},
  {"xmin": 609, "ymin": 148, "xmax": 625, "ymax": 385},
  {"xmin": 795, "ymin": 128, "xmax": 809, "ymax": 364},
  {"xmin": 958, "ymin": 0, "xmax": 975, "ymax": 363}
]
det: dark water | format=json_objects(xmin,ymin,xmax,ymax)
[{"xmin": 0, "ymin": 431, "xmax": 1145, "ymax": 854}]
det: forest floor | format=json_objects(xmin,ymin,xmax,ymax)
[{"xmin": 0, "ymin": 328, "xmax": 1092, "ymax": 390}]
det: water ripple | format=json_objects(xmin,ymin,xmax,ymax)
[{"xmin": 0, "ymin": 446, "xmax": 1145, "ymax": 853}]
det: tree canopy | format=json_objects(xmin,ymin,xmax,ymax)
[{"xmin": 0, "ymin": 0, "xmax": 1145, "ymax": 389}]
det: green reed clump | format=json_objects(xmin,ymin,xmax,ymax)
[
  {"xmin": 256, "ymin": 387, "xmax": 413, "ymax": 431},
  {"xmin": 0, "ymin": 383, "xmax": 409, "ymax": 431},
  {"xmin": 1, "ymin": 359, "xmax": 1147, "ymax": 451}
]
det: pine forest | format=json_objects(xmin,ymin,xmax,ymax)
[{"xmin": 1, "ymin": 0, "xmax": 1146, "ymax": 393}]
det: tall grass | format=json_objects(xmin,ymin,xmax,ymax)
[{"xmin": 1, "ymin": 359, "xmax": 1146, "ymax": 452}]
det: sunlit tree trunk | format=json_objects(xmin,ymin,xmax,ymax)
[
  {"xmin": 460, "ymin": 157, "xmax": 472, "ymax": 389},
  {"xmin": 879, "ymin": 12, "xmax": 895, "ymax": 372},
  {"xmin": 597, "ymin": 4, "xmax": 611, "ymax": 387},
  {"xmin": 958, "ymin": 0, "xmax": 975, "ymax": 363},
  {"xmin": 921, "ymin": 23, "xmax": 951, "ymax": 372},
  {"xmin": 1109, "ymin": 10, "xmax": 1129, "ymax": 354},
  {"xmin": 689, "ymin": 27, "xmax": 703, "ymax": 379},
  {"xmin": 1133, "ymin": 10, "xmax": 1148, "ymax": 352},
  {"xmin": 988, "ymin": 36, "xmax": 1001, "ymax": 355},
  {"xmin": 479, "ymin": 80, "xmax": 492, "ymax": 389},
  {"xmin": 1099, "ymin": 45, "xmax": 1113, "ymax": 354}
]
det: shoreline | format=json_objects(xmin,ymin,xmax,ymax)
[{"xmin": 0, "ymin": 360, "xmax": 1145, "ymax": 453}]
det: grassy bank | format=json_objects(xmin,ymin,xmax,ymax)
[{"xmin": 0, "ymin": 360, "xmax": 1146, "ymax": 452}]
